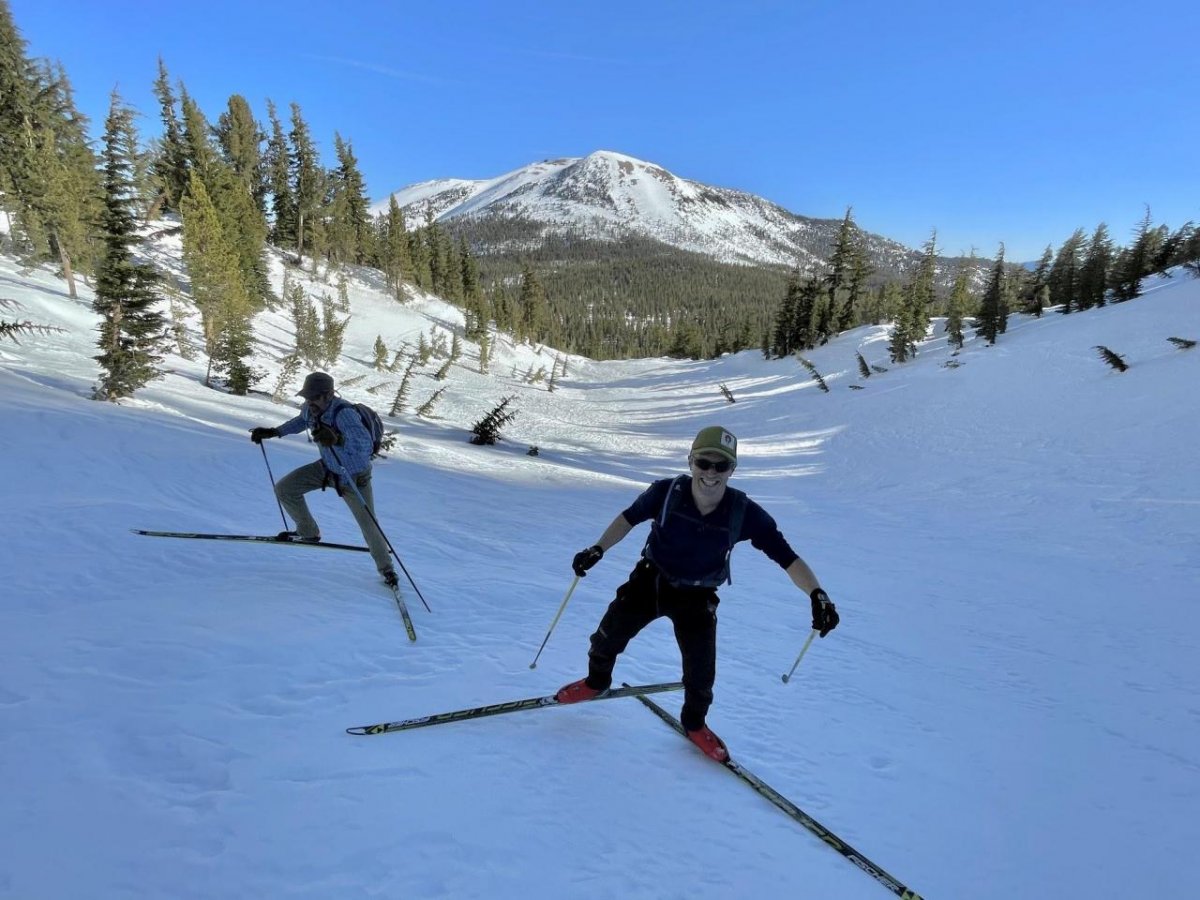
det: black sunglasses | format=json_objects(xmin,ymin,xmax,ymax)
[{"xmin": 692, "ymin": 457, "xmax": 733, "ymax": 473}]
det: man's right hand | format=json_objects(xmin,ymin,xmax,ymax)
[
  {"xmin": 250, "ymin": 427, "xmax": 280, "ymax": 444},
  {"xmin": 572, "ymin": 545, "xmax": 604, "ymax": 577}
]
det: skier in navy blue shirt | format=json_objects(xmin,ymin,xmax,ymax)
[
  {"xmin": 249, "ymin": 372, "xmax": 397, "ymax": 587},
  {"xmin": 556, "ymin": 426, "xmax": 839, "ymax": 761}
]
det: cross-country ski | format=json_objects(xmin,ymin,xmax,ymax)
[{"xmin": 346, "ymin": 682, "xmax": 684, "ymax": 736}]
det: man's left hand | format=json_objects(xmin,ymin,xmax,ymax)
[
  {"xmin": 313, "ymin": 423, "xmax": 342, "ymax": 447},
  {"xmin": 810, "ymin": 588, "xmax": 839, "ymax": 637}
]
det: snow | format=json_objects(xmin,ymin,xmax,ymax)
[{"xmin": 2, "ymin": 241, "xmax": 1198, "ymax": 899}]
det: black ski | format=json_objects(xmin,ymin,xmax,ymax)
[
  {"xmin": 629, "ymin": 687, "xmax": 925, "ymax": 900},
  {"xmin": 389, "ymin": 584, "xmax": 417, "ymax": 642},
  {"xmin": 347, "ymin": 681, "xmax": 684, "ymax": 736},
  {"xmin": 132, "ymin": 529, "xmax": 369, "ymax": 552}
]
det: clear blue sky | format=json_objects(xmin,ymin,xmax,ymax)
[{"xmin": 12, "ymin": 0, "xmax": 1198, "ymax": 261}]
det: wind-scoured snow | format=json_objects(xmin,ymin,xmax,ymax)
[{"xmin": 2, "ymin": 239, "xmax": 1198, "ymax": 899}]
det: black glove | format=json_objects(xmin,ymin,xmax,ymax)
[
  {"xmin": 312, "ymin": 423, "xmax": 343, "ymax": 447},
  {"xmin": 810, "ymin": 588, "xmax": 839, "ymax": 637},
  {"xmin": 250, "ymin": 426, "xmax": 280, "ymax": 444},
  {"xmin": 572, "ymin": 545, "xmax": 604, "ymax": 577}
]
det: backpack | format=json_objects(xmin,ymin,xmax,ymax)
[
  {"xmin": 352, "ymin": 402, "xmax": 386, "ymax": 457},
  {"xmin": 330, "ymin": 398, "xmax": 386, "ymax": 458},
  {"xmin": 647, "ymin": 475, "xmax": 748, "ymax": 587}
]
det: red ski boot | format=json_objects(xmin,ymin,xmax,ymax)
[
  {"xmin": 555, "ymin": 678, "xmax": 603, "ymax": 704},
  {"xmin": 686, "ymin": 725, "xmax": 730, "ymax": 762}
]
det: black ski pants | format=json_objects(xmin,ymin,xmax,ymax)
[{"xmin": 585, "ymin": 559, "xmax": 719, "ymax": 732}]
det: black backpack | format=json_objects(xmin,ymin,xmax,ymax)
[{"xmin": 330, "ymin": 399, "xmax": 386, "ymax": 457}]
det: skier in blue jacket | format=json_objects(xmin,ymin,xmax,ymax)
[
  {"xmin": 556, "ymin": 425, "xmax": 839, "ymax": 761},
  {"xmin": 250, "ymin": 372, "xmax": 397, "ymax": 587}
]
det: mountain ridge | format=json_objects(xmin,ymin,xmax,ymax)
[{"xmin": 374, "ymin": 149, "xmax": 926, "ymax": 275}]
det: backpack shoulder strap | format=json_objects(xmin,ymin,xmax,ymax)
[
  {"xmin": 657, "ymin": 475, "xmax": 688, "ymax": 528},
  {"xmin": 727, "ymin": 489, "xmax": 749, "ymax": 549},
  {"xmin": 324, "ymin": 396, "xmax": 351, "ymax": 426}
]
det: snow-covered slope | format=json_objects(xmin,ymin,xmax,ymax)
[
  {"xmin": 2, "ymin": 243, "xmax": 1198, "ymax": 900},
  {"xmin": 376, "ymin": 150, "xmax": 917, "ymax": 270}
]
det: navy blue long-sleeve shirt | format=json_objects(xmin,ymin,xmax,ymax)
[{"xmin": 621, "ymin": 476, "xmax": 799, "ymax": 587}]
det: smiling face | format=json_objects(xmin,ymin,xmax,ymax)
[{"xmin": 689, "ymin": 451, "xmax": 735, "ymax": 512}]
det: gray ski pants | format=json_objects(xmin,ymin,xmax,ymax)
[{"xmin": 275, "ymin": 460, "xmax": 392, "ymax": 575}]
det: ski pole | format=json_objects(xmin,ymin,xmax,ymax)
[
  {"xmin": 781, "ymin": 629, "xmax": 818, "ymax": 683},
  {"xmin": 259, "ymin": 443, "xmax": 290, "ymax": 532},
  {"xmin": 529, "ymin": 576, "xmax": 581, "ymax": 669},
  {"xmin": 329, "ymin": 445, "xmax": 431, "ymax": 612}
]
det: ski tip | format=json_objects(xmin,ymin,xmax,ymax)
[{"xmin": 346, "ymin": 724, "xmax": 385, "ymax": 736}]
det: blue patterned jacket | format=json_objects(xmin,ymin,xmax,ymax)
[{"xmin": 276, "ymin": 398, "xmax": 374, "ymax": 480}]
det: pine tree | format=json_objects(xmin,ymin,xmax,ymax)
[
  {"xmin": 517, "ymin": 263, "xmax": 549, "ymax": 342},
  {"xmin": 149, "ymin": 58, "xmax": 188, "ymax": 214},
  {"xmin": 378, "ymin": 196, "xmax": 412, "ymax": 298},
  {"xmin": 975, "ymin": 247, "xmax": 1007, "ymax": 344},
  {"xmin": 416, "ymin": 387, "xmax": 446, "ymax": 418},
  {"xmin": 181, "ymin": 91, "xmax": 269, "ymax": 304},
  {"xmin": 424, "ymin": 209, "xmax": 450, "ymax": 298},
  {"xmin": 1078, "ymin": 224, "xmax": 1112, "ymax": 310},
  {"xmin": 1022, "ymin": 246, "xmax": 1053, "ymax": 317},
  {"xmin": 855, "ymin": 352, "xmax": 871, "ymax": 379},
  {"xmin": 320, "ymin": 292, "xmax": 349, "ymax": 366},
  {"xmin": 667, "ymin": 319, "xmax": 703, "ymax": 359},
  {"xmin": 477, "ymin": 331, "xmax": 491, "ymax": 374},
  {"xmin": 1094, "ymin": 345, "xmax": 1128, "ymax": 372},
  {"xmin": 288, "ymin": 102, "xmax": 322, "ymax": 262},
  {"xmin": 770, "ymin": 269, "xmax": 800, "ymax": 357},
  {"xmin": 389, "ymin": 356, "xmax": 419, "ymax": 415},
  {"xmin": 264, "ymin": 100, "xmax": 296, "ymax": 249},
  {"xmin": 327, "ymin": 133, "xmax": 370, "ymax": 265},
  {"xmin": 92, "ymin": 91, "xmax": 164, "ymax": 401},
  {"xmin": 373, "ymin": 335, "xmax": 389, "ymax": 371},
  {"xmin": 470, "ymin": 395, "xmax": 519, "ymax": 445},
  {"xmin": 214, "ymin": 94, "xmax": 265, "ymax": 216},
  {"xmin": 20, "ymin": 60, "xmax": 101, "ymax": 298},
  {"xmin": 180, "ymin": 169, "xmax": 256, "ymax": 391},
  {"xmin": 1, "ymin": 298, "xmax": 63, "ymax": 343},
  {"xmin": 842, "ymin": 228, "xmax": 874, "ymax": 333},
  {"xmin": 460, "ymin": 236, "xmax": 487, "ymax": 337},
  {"xmin": 1048, "ymin": 228, "xmax": 1086, "ymax": 313},
  {"xmin": 272, "ymin": 353, "xmax": 302, "ymax": 402},
  {"xmin": 284, "ymin": 275, "xmax": 322, "ymax": 367},
  {"xmin": 0, "ymin": 0, "xmax": 31, "ymax": 179},
  {"xmin": 944, "ymin": 257, "xmax": 974, "ymax": 351},
  {"xmin": 890, "ymin": 232, "xmax": 936, "ymax": 363},
  {"xmin": 796, "ymin": 355, "xmax": 829, "ymax": 393},
  {"xmin": 1110, "ymin": 208, "xmax": 1158, "ymax": 302},
  {"xmin": 408, "ymin": 222, "xmax": 432, "ymax": 289},
  {"xmin": 825, "ymin": 208, "xmax": 856, "ymax": 335}
]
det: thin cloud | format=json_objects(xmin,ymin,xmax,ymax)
[
  {"xmin": 501, "ymin": 48, "xmax": 645, "ymax": 66},
  {"xmin": 305, "ymin": 55, "xmax": 462, "ymax": 86}
]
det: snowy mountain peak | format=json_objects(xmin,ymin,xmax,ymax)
[{"xmin": 375, "ymin": 150, "xmax": 875, "ymax": 267}]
